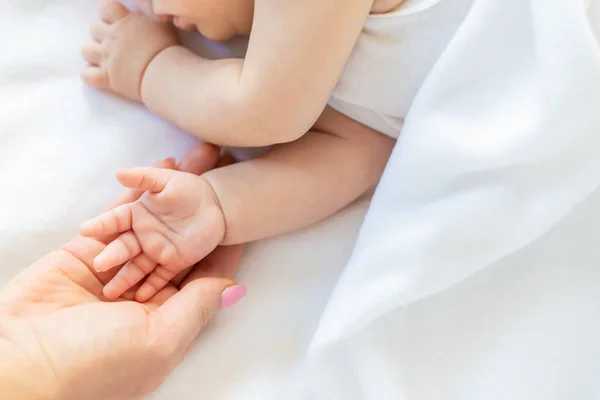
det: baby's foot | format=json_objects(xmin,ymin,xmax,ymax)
[{"xmin": 81, "ymin": 0, "xmax": 179, "ymax": 102}]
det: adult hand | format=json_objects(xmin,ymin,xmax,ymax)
[{"xmin": 0, "ymin": 143, "xmax": 247, "ymax": 400}]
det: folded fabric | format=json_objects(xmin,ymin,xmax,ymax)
[{"xmin": 301, "ymin": 0, "xmax": 600, "ymax": 397}]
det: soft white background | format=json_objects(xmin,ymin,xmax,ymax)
[{"xmin": 3, "ymin": 0, "xmax": 600, "ymax": 399}]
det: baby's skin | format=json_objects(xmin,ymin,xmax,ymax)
[{"xmin": 81, "ymin": 0, "xmax": 397, "ymax": 301}]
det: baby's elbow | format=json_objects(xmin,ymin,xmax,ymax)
[
  {"xmin": 248, "ymin": 118, "xmax": 304, "ymax": 146},
  {"xmin": 231, "ymin": 104, "xmax": 305, "ymax": 147}
]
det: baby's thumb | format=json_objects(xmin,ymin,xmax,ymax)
[
  {"xmin": 156, "ymin": 278, "xmax": 247, "ymax": 353},
  {"xmin": 116, "ymin": 167, "xmax": 174, "ymax": 193}
]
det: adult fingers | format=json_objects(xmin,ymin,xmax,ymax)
[
  {"xmin": 177, "ymin": 142, "xmax": 220, "ymax": 175},
  {"xmin": 154, "ymin": 278, "xmax": 246, "ymax": 359},
  {"xmin": 216, "ymin": 152, "xmax": 237, "ymax": 168},
  {"xmin": 180, "ymin": 244, "xmax": 245, "ymax": 287}
]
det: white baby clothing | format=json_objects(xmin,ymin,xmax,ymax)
[
  {"xmin": 127, "ymin": 0, "xmax": 476, "ymax": 143},
  {"xmin": 329, "ymin": 0, "xmax": 475, "ymax": 138}
]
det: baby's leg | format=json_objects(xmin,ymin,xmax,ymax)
[{"xmin": 203, "ymin": 107, "xmax": 395, "ymax": 245}]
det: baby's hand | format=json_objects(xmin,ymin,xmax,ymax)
[
  {"xmin": 80, "ymin": 167, "xmax": 226, "ymax": 302},
  {"xmin": 81, "ymin": 0, "xmax": 179, "ymax": 102}
]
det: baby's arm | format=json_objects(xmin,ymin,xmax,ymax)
[
  {"xmin": 141, "ymin": 0, "xmax": 373, "ymax": 147},
  {"xmin": 81, "ymin": 108, "xmax": 392, "ymax": 301},
  {"xmin": 204, "ymin": 107, "xmax": 394, "ymax": 244}
]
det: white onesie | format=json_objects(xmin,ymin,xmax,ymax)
[{"xmin": 328, "ymin": 0, "xmax": 475, "ymax": 139}]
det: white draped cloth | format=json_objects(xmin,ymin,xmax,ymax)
[{"xmin": 302, "ymin": 0, "xmax": 600, "ymax": 398}]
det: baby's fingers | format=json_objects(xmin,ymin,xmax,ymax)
[
  {"xmin": 103, "ymin": 254, "xmax": 157, "ymax": 299},
  {"xmin": 106, "ymin": 157, "xmax": 176, "ymax": 211},
  {"xmin": 136, "ymin": 266, "xmax": 179, "ymax": 302},
  {"xmin": 116, "ymin": 167, "xmax": 176, "ymax": 193},
  {"xmin": 94, "ymin": 231, "xmax": 142, "ymax": 272},
  {"xmin": 81, "ymin": 203, "xmax": 133, "ymax": 238}
]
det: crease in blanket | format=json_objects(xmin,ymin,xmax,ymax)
[{"xmin": 299, "ymin": 0, "xmax": 600, "ymax": 396}]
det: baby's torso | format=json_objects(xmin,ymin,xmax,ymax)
[{"xmin": 329, "ymin": 0, "xmax": 475, "ymax": 139}]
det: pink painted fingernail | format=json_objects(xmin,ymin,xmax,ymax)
[{"xmin": 221, "ymin": 285, "xmax": 247, "ymax": 309}]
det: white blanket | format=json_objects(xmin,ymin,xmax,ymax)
[{"xmin": 3, "ymin": 0, "xmax": 600, "ymax": 399}]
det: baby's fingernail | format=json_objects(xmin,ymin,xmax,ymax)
[
  {"xmin": 79, "ymin": 222, "xmax": 92, "ymax": 235},
  {"xmin": 94, "ymin": 264, "xmax": 107, "ymax": 273},
  {"xmin": 93, "ymin": 256, "xmax": 110, "ymax": 273},
  {"xmin": 102, "ymin": 282, "xmax": 120, "ymax": 300},
  {"xmin": 221, "ymin": 285, "xmax": 247, "ymax": 309},
  {"xmin": 136, "ymin": 285, "xmax": 154, "ymax": 303}
]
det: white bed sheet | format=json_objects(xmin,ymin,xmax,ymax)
[
  {"xmin": 5, "ymin": 0, "xmax": 600, "ymax": 399},
  {"xmin": 0, "ymin": 1, "xmax": 369, "ymax": 398}
]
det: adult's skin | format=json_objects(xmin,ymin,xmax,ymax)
[{"xmin": 0, "ymin": 143, "xmax": 247, "ymax": 400}]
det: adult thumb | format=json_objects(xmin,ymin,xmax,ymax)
[{"xmin": 156, "ymin": 278, "xmax": 247, "ymax": 353}]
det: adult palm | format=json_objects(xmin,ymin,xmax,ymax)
[{"xmin": 0, "ymin": 144, "xmax": 244, "ymax": 400}]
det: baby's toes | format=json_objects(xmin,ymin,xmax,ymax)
[
  {"xmin": 81, "ymin": 67, "xmax": 109, "ymax": 91},
  {"xmin": 99, "ymin": 0, "xmax": 130, "ymax": 24}
]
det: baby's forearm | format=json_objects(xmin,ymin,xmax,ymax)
[
  {"xmin": 141, "ymin": 46, "xmax": 300, "ymax": 147},
  {"xmin": 202, "ymin": 107, "xmax": 395, "ymax": 245},
  {"xmin": 141, "ymin": 46, "xmax": 247, "ymax": 146}
]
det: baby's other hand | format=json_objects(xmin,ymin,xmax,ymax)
[
  {"xmin": 81, "ymin": 0, "xmax": 179, "ymax": 102},
  {"xmin": 80, "ymin": 167, "xmax": 226, "ymax": 302}
]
